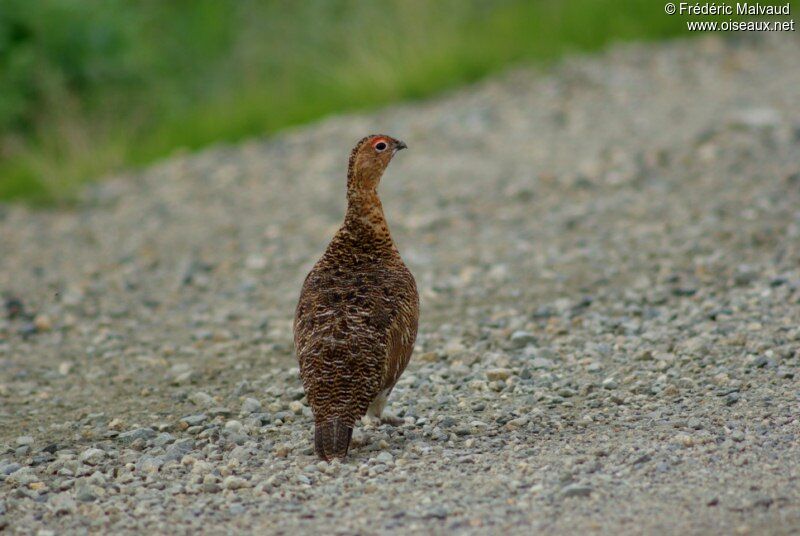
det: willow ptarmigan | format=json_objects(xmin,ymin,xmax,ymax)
[{"xmin": 294, "ymin": 134, "xmax": 418, "ymax": 461}]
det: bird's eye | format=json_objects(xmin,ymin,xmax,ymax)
[{"xmin": 374, "ymin": 141, "xmax": 387, "ymax": 152}]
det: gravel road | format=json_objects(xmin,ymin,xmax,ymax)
[{"xmin": 1, "ymin": 34, "xmax": 799, "ymax": 535}]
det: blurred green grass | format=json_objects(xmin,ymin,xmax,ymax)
[{"xmin": 0, "ymin": 0, "xmax": 698, "ymax": 204}]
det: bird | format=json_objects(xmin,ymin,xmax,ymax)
[{"xmin": 294, "ymin": 134, "xmax": 419, "ymax": 461}]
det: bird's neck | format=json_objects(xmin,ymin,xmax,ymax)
[{"xmin": 343, "ymin": 188, "xmax": 393, "ymax": 244}]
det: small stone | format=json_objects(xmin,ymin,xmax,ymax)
[
  {"xmin": 468, "ymin": 380, "xmax": 488, "ymax": 392},
  {"xmin": 200, "ymin": 481, "xmax": 219, "ymax": 493},
  {"xmin": 136, "ymin": 456, "xmax": 164, "ymax": 473},
  {"xmin": 192, "ymin": 329, "xmax": 213, "ymax": 341},
  {"xmin": 75, "ymin": 485, "xmax": 96, "ymax": 503},
  {"xmin": 118, "ymin": 428, "xmax": 156, "ymax": 444},
  {"xmin": 207, "ymin": 407, "xmax": 232, "ymax": 417},
  {"xmin": 15, "ymin": 436, "xmax": 34, "ymax": 447},
  {"xmin": 7, "ymin": 468, "xmax": 37, "ymax": 486},
  {"xmin": 50, "ymin": 493, "xmax": 77, "ymax": 515},
  {"xmin": 586, "ymin": 362, "xmax": 603, "ymax": 372},
  {"xmin": 0, "ymin": 462, "xmax": 22, "ymax": 476},
  {"xmin": 443, "ymin": 340, "xmax": 466, "ymax": 356},
  {"xmin": 230, "ymin": 445, "xmax": 253, "ymax": 462},
  {"xmin": 506, "ymin": 416, "xmax": 529, "ymax": 429},
  {"xmin": 189, "ymin": 391, "xmax": 214, "ymax": 407},
  {"xmin": 153, "ymin": 433, "xmax": 175, "ymax": 447},
  {"xmin": 674, "ymin": 433, "xmax": 695, "ymax": 447},
  {"xmin": 375, "ymin": 452, "xmax": 394, "ymax": 464},
  {"xmin": 180, "ymin": 414, "xmax": 208, "ymax": 427},
  {"xmin": 289, "ymin": 400, "xmax": 305, "ymax": 414},
  {"xmin": 234, "ymin": 380, "xmax": 252, "ymax": 396},
  {"xmin": 167, "ymin": 364, "xmax": 196, "ymax": 385},
  {"xmin": 662, "ymin": 384, "xmax": 679, "ymax": 397},
  {"xmin": 561, "ymin": 484, "xmax": 593, "ymax": 498},
  {"xmin": 510, "ymin": 331, "xmax": 537, "ymax": 348},
  {"xmin": 108, "ymin": 418, "xmax": 125, "ymax": 431},
  {"xmin": 225, "ymin": 420, "xmax": 243, "ymax": 434},
  {"xmin": 79, "ymin": 448, "xmax": 107, "ymax": 466},
  {"xmin": 61, "ymin": 287, "xmax": 84, "ymax": 306},
  {"xmin": 223, "ymin": 476, "xmax": 247, "ymax": 490},
  {"xmin": 531, "ymin": 357, "xmax": 554, "ymax": 370},
  {"xmin": 33, "ymin": 314, "xmax": 52, "ymax": 331},
  {"xmin": 730, "ymin": 107, "xmax": 780, "ymax": 129},
  {"xmin": 165, "ymin": 440, "xmax": 193, "ymax": 462},
  {"xmin": 202, "ymin": 474, "xmax": 220, "ymax": 493},
  {"xmin": 454, "ymin": 426, "xmax": 472, "ymax": 436},
  {"xmin": 731, "ymin": 430, "xmax": 745, "ymax": 442},
  {"xmin": 18, "ymin": 323, "xmax": 37, "ymax": 337},
  {"xmin": 486, "ymin": 368, "xmax": 512, "ymax": 381},
  {"xmin": 687, "ymin": 418, "xmax": 704, "ymax": 430},
  {"xmin": 602, "ymin": 377, "xmax": 618, "ymax": 390},
  {"xmin": 241, "ymin": 398, "xmax": 262, "ymax": 415},
  {"xmin": 776, "ymin": 367, "xmax": 794, "ymax": 379},
  {"xmin": 86, "ymin": 471, "xmax": 106, "ymax": 486},
  {"xmin": 418, "ymin": 352, "xmax": 439, "ymax": 363},
  {"xmin": 245, "ymin": 255, "xmax": 268, "ymax": 270}
]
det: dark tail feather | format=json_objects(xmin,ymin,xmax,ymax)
[{"xmin": 314, "ymin": 419, "xmax": 353, "ymax": 461}]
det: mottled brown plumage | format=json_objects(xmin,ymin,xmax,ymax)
[{"xmin": 294, "ymin": 134, "xmax": 418, "ymax": 461}]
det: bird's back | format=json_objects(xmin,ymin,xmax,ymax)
[{"xmin": 294, "ymin": 230, "xmax": 418, "ymax": 459}]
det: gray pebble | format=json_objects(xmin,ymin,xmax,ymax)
[
  {"xmin": 118, "ymin": 428, "xmax": 157, "ymax": 444},
  {"xmin": 223, "ymin": 476, "xmax": 247, "ymax": 490},
  {"xmin": 241, "ymin": 398, "xmax": 262, "ymax": 415},
  {"xmin": 136, "ymin": 456, "xmax": 164, "ymax": 473},
  {"xmin": 375, "ymin": 452, "xmax": 394, "ymax": 464},
  {"xmin": 0, "ymin": 462, "xmax": 21, "ymax": 476},
  {"xmin": 15, "ymin": 436, "xmax": 34, "ymax": 447},
  {"xmin": 79, "ymin": 448, "xmax": 107, "ymax": 466},
  {"xmin": 189, "ymin": 391, "xmax": 214, "ymax": 407},
  {"xmin": 153, "ymin": 432, "xmax": 175, "ymax": 447},
  {"xmin": 510, "ymin": 331, "xmax": 537, "ymax": 348},
  {"xmin": 561, "ymin": 484, "xmax": 593, "ymax": 499},
  {"xmin": 181, "ymin": 414, "xmax": 208, "ymax": 427},
  {"xmin": 531, "ymin": 357, "xmax": 554, "ymax": 370}
]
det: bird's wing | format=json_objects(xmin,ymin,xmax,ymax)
[
  {"xmin": 293, "ymin": 272, "xmax": 316, "ymax": 370},
  {"xmin": 382, "ymin": 279, "xmax": 419, "ymax": 392}
]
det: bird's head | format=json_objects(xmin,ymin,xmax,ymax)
[{"xmin": 346, "ymin": 134, "xmax": 407, "ymax": 194}]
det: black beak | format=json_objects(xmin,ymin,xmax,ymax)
[{"xmin": 395, "ymin": 140, "xmax": 408, "ymax": 151}]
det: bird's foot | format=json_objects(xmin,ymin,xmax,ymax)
[
  {"xmin": 362, "ymin": 412, "xmax": 405, "ymax": 428},
  {"xmin": 379, "ymin": 413, "xmax": 405, "ymax": 426}
]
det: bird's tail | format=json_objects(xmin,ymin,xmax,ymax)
[{"xmin": 314, "ymin": 418, "xmax": 353, "ymax": 461}]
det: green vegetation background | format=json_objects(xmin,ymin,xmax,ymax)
[{"xmin": 0, "ymin": 0, "xmax": 705, "ymax": 203}]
